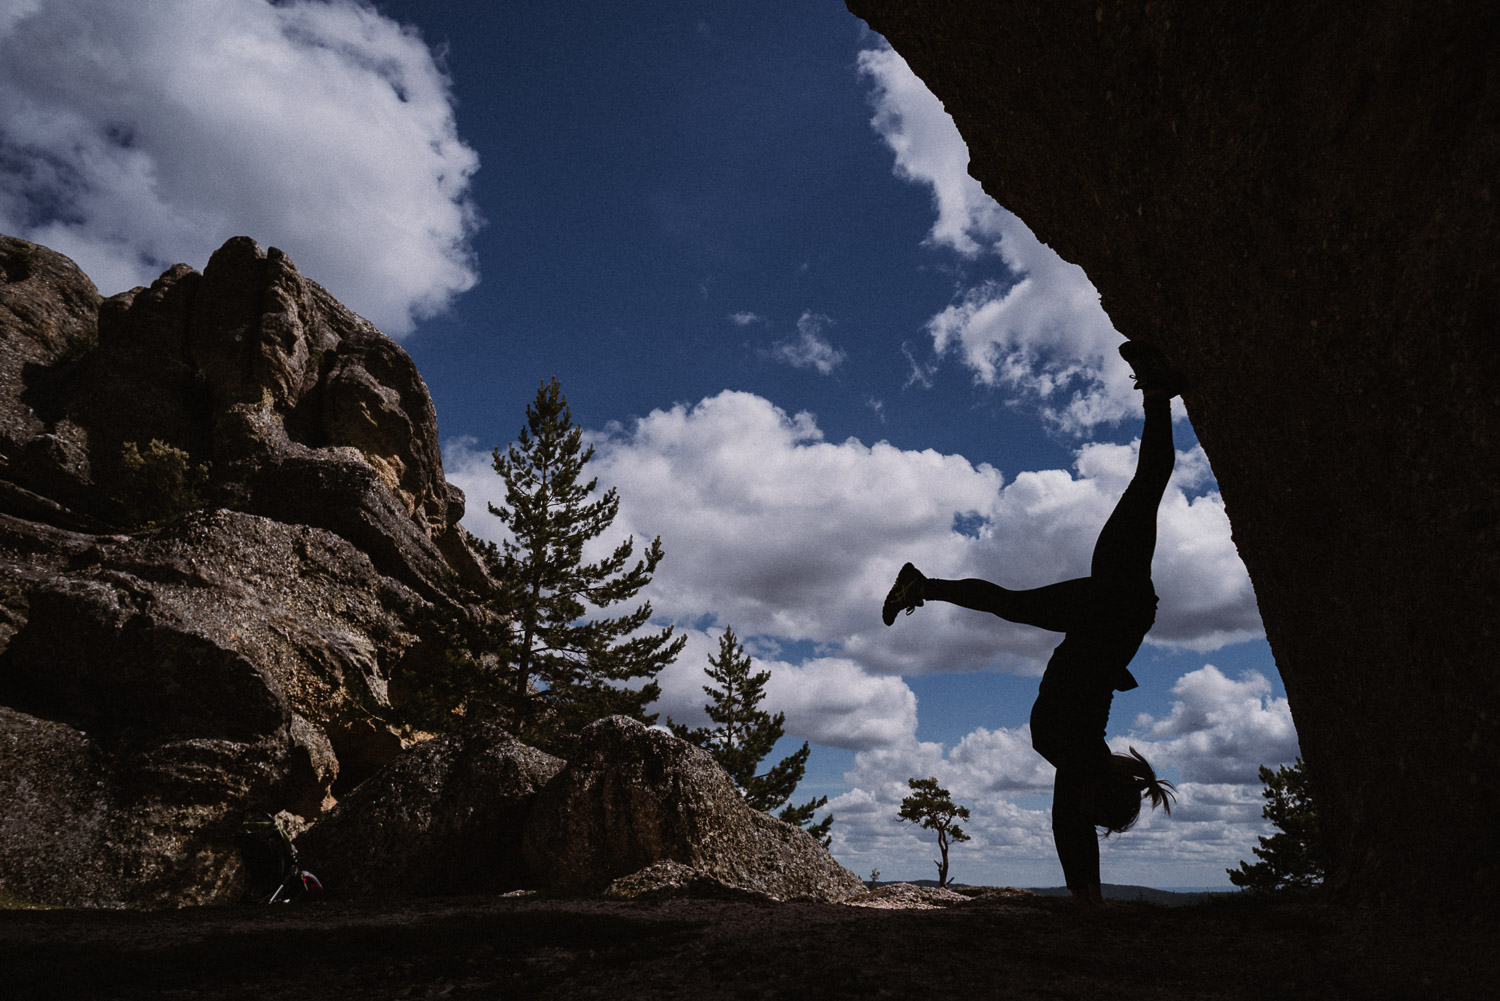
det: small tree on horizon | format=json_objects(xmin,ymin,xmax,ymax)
[
  {"xmin": 668, "ymin": 626, "xmax": 832, "ymax": 846},
  {"xmin": 898, "ymin": 776, "xmax": 971, "ymax": 888},
  {"xmin": 1228, "ymin": 756, "xmax": 1330, "ymax": 891},
  {"xmin": 486, "ymin": 378, "xmax": 685, "ymax": 744}
]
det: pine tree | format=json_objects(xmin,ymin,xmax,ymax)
[
  {"xmin": 668, "ymin": 627, "xmax": 832, "ymax": 846},
  {"xmin": 898, "ymin": 777, "xmax": 971, "ymax": 888},
  {"xmin": 1228, "ymin": 756, "xmax": 1330, "ymax": 891},
  {"xmin": 487, "ymin": 378, "xmax": 684, "ymax": 744}
]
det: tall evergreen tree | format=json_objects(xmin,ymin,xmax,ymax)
[
  {"xmin": 1228, "ymin": 756, "xmax": 1330, "ymax": 891},
  {"xmin": 487, "ymin": 378, "xmax": 684, "ymax": 741},
  {"xmin": 669, "ymin": 627, "xmax": 832, "ymax": 846},
  {"xmin": 898, "ymin": 777, "xmax": 971, "ymax": 888}
]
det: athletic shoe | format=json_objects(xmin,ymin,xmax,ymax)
[
  {"xmin": 1118, "ymin": 341, "xmax": 1187, "ymax": 397},
  {"xmin": 882, "ymin": 562, "xmax": 926, "ymax": 626}
]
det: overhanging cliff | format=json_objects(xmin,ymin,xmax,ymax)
[{"xmin": 847, "ymin": 0, "xmax": 1499, "ymax": 905}]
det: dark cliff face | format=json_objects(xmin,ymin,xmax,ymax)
[
  {"xmin": 0, "ymin": 234, "xmax": 490, "ymax": 906},
  {"xmin": 846, "ymin": 1, "xmax": 1499, "ymax": 905}
]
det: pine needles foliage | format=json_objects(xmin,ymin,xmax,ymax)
[
  {"xmin": 392, "ymin": 379, "xmax": 682, "ymax": 754},
  {"xmin": 669, "ymin": 626, "xmax": 832, "ymax": 846},
  {"xmin": 484, "ymin": 378, "xmax": 682, "ymax": 748},
  {"xmin": 1228, "ymin": 757, "xmax": 1330, "ymax": 891}
]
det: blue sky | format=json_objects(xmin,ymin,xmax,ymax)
[{"xmin": 0, "ymin": 0, "xmax": 1300, "ymax": 890}]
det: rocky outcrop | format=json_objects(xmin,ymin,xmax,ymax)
[
  {"xmin": 295, "ymin": 723, "xmax": 563, "ymax": 897},
  {"xmin": 0, "ymin": 233, "xmax": 484, "ymax": 598},
  {"xmin": 0, "ymin": 239, "xmax": 103, "ymax": 529},
  {"xmin": 0, "ymin": 507, "xmax": 425, "ymax": 771},
  {"xmin": 844, "ymin": 883, "xmax": 969, "ymax": 910},
  {"xmin": 288, "ymin": 719, "xmax": 857, "ymax": 903},
  {"xmin": 846, "ymin": 1, "xmax": 1499, "ymax": 906},
  {"xmin": 0, "ymin": 507, "xmax": 429, "ymax": 906},
  {"xmin": 522, "ymin": 717, "xmax": 865, "ymax": 903},
  {"xmin": 0, "ymin": 235, "xmax": 491, "ymax": 907}
]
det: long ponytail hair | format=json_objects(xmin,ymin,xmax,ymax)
[{"xmin": 1094, "ymin": 747, "xmax": 1177, "ymax": 835}]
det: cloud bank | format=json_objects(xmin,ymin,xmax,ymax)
[
  {"xmin": 446, "ymin": 390, "xmax": 1259, "ymax": 743},
  {"xmin": 858, "ymin": 44, "xmax": 1139, "ymax": 432},
  {"xmin": 0, "ymin": 0, "xmax": 479, "ymax": 334}
]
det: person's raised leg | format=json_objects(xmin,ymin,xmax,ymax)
[{"xmin": 1089, "ymin": 343, "xmax": 1182, "ymax": 583}]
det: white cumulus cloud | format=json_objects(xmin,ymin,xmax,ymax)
[
  {"xmin": 646, "ymin": 628, "xmax": 922, "ymax": 757},
  {"xmin": 0, "ymin": 0, "xmax": 479, "ymax": 334},
  {"xmin": 1126, "ymin": 665, "xmax": 1301, "ymax": 784},
  {"xmin": 767, "ymin": 310, "xmax": 847, "ymax": 375},
  {"xmin": 761, "ymin": 655, "xmax": 917, "ymax": 750},
  {"xmin": 858, "ymin": 44, "xmax": 1141, "ymax": 432}
]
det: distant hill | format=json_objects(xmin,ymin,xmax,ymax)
[
  {"xmin": 1027, "ymin": 884, "xmax": 1240, "ymax": 906},
  {"xmin": 890, "ymin": 881, "xmax": 1239, "ymax": 907}
]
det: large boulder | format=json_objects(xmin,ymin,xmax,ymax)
[
  {"xmin": 295, "ymin": 723, "xmax": 563, "ymax": 898},
  {"xmin": 0, "ymin": 703, "xmax": 307, "ymax": 907},
  {"xmin": 0, "ymin": 508, "xmax": 423, "ymax": 775},
  {"xmin": 846, "ymin": 0, "xmax": 1499, "ymax": 907},
  {"xmin": 523, "ymin": 716, "xmax": 864, "ymax": 903},
  {"xmin": 0, "ymin": 706, "xmax": 110, "ymax": 906},
  {"xmin": 0, "ymin": 508, "xmax": 426, "ymax": 907}
]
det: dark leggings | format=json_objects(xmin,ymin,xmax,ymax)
[
  {"xmin": 921, "ymin": 395, "xmax": 1175, "ymax": 892},
  {"xmin": 922, "ymin": 394, "xmax": 1175, "ymax": 622}
]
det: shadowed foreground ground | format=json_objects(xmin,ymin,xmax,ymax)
[{"xmin": 3, "ymin": 889, "xmax": 1493, "ymax": 1000}]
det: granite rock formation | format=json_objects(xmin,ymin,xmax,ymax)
[
  {"xmin": 293, "ymin": 719, "xmax": 862, "ymax": 903},
  {"xmin": 294, "ymin": 722, "xmax": 564, "ymax": 898},
  {"xmin": 1, "ymin": 235, "xmax": 856, "ymax": 910},
  {"xmin": 1, "ymin": 234, "xmax": 485, "ymax": 598},
  {"xmin": 0, "ymin": 235, "xmax": 488, "ymax": 906},
  {"xmin": 523, "ymin": 716, "xmax": 865, "ymax": 903},
  {"xmin": 846, "ymin": 1, "xmax": 1498, "ymax": 905}
]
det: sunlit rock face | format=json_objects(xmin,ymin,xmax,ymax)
[
  {"xmin": 847, "ymin": 1, "xmax": 1498, "ymax": 905},
  {"xmin": 0, "ymin": 234, "xmax": 486, "ymax": 597}
]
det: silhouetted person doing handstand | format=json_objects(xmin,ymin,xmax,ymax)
[{"xmin": 882, "ymin": 341, "xmax": 1181, "ymax": 908}]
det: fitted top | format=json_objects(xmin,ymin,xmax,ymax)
[{"xmin": 1029, "ymin": 583, "xmax": 1157, "ymax": 770}]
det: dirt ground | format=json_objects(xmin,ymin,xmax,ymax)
[{"xmin": 3, "ymin": 887, "xmax": 1494, "ymax": 1000}]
